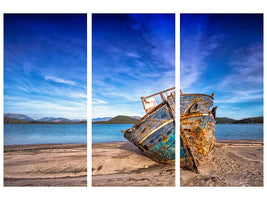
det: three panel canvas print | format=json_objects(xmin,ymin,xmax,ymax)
[{"xmin": 3, "ymin": 13, "xmax": 263, "ymax": 187}]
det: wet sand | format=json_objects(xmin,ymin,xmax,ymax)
[
  {"xmin": 4, "ymin": 144, "xmax": 87, "ymax": 186},
  {"xmin": 181, "ymin": 140, "xmax": 263, "ymax": 187},
  {"xmin": 92, "ymin": 142, "xmax": 175, "ymax": 186}
]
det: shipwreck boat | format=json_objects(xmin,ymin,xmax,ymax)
[
  {"xmin": 180, "ymin": 90, "xmax": 217, "ymax": 172},
  {"xmin": 122, "ymin": 87, "xmax": 175, "ymax": 164},
  {"xmin": 121, "ymin": 87, "xmax": 216, "ymax": 171}
]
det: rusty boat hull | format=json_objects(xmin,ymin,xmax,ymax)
[
  {"xmin": 180, "ymin": 93, "xmax": 216, "ymax": 172},
  {"xmin": 123, "ymin": 88, "xmax": 175, "ymax": 164}
]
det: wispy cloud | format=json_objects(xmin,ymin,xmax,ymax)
[
  {"xmin": 180, "ymin": 14, "xmax": 263, "ymax": 119},
  {"xmin": 126, "ymin": 52, "xmax": 141, "ymax": 58},
  {"xmin": 219, "ymin": 42, "xmax": 263, "ymax": 90},
  {"xmin": 5, "ymin": 95, "xmax": 87, "ymax": 119},
  {"xmin": 92, "ymin": 103, "xmax": 143, "ymax": 118},
  {"xmin": 180, "ymin": 16, "xmax": 222, "ymax": 90},
  {"xmin": 68, "ymin": 92, "xmax": 87, "ymax": 99},
  {"xmin": 45, "ymin": 76, "xmax": 77, "ymax": 86},
  {"xmin": 231, "ymin": 107, "xmax": 240, "ymax": 110},
  {"xmin": 92, "ymin": 98, "xmax": 107, "ymax": 104},
  {"xmin": 92, "ymin": 14, "xmax": 175, "ymax": 117},
  {"xmin": 215, "ymin": 91, "xmax": 263, "ymax": 104},
  {"xmin": 213, "ymin": 41, "xmax": 263, "ymax": 105},
  {"xmin": 4, "ymin": 14, "xmax": 87, "ymax": 119}
]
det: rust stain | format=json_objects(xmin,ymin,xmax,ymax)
[
  {"xmin": 180, "ymin": 92, "xmax": 217, "ymax": 172},
  {"xmin": 122, "ymin": 87, "xmax": 175, "ymax": 164}
]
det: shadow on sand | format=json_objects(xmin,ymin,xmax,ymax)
[{"xmin": 118, "ymin": 142, "xmax": 144, "ymax": 156}]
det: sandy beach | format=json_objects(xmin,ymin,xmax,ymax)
[
  {"xmin": 181, "ymin": 140, "xmax": 263, "ymax": 187},
  {"xmin": 92, "ymin": 142, "xmax": 175, "ymax": 186},
  {"xmin": 93, "ymin": 140, "xmax": 263, "ymax": 187},
  {"xmin": 4, "ymin": 144, "xmax": 87, "ymax": 186},
  {"xmin": 4, "ymin": 140, "xmax": 263, "ymax": 187}
]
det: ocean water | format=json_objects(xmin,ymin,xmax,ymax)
[
  {"xmin": 215, "ymin": 124, "xmax": 263, "ymax": 141},
  {"xmin": 92, "ymin": 124, "xmax": 132, "ymax": 143},
  {"xmin": 4, "ymin": 124, "xmax": 87, "ymax": 145},
  {"xmin": 5, "ymin": 123, "xmax": 263, "ymax": 145},
  {"xmin": 92, "ymin": 124, "xmax": 263, "ymax": 143}
]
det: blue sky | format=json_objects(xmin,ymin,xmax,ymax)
[
  {"xmin": 92, "ymin": 14, "xmax": 175, "ymax": 118},
  {"xmin": 181, "ymin": 14, "xmax": 263, "ymax": 119},
  {"xmin": 4, "ymin": 14, "xmax": 87, "ymax": 120}
]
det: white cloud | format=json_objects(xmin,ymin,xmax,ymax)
[
  {"xmin": 231, "ymin": 107, "xmax": 240, "ymax": 110},
  {"xmin": 92, "ymin": 104, "xmax": 143, "ymax": 118},
  {"xmin": 45, "ymin": 76, "xmax": 76, "ymax": 86},
  {"xmin": 180, "ymin": 21, "xmax": 222, "ymax": 90},
  {"xmin": 92, "ymin": 14, "xmax": 175, "ymax": 117},
  {"xmin": 126, "ymin": 52, "xmax": 141, "ymax": 58},
  {"xmin": 4, "ymin": 95, "xmax": 87, "ymax": 119},
  {"xmin": 215, "ymin": 93, "xmax": 263, "ymax": 104},
  {"xmin": 68, "ymin": 92, "xmax": 87, "ymax": 98},
  {"xmin": 219, "ymin": 42, "xmax": 263, "ymax": 90},
  {"xmin": 92, "ymin": 98, "xmax": 107, "ymax": 104}
]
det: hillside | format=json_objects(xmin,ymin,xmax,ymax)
[
  {"xmin": 216, "ymin": 117, "xmax": 263, "ymax": 124},
  {"xmin": 235, "ymin": 117, "xmax": 263, "ymax": 124},
  {"xmin": 38, "ymin": 117, "xmax": 71, "ymax": 122},
  {"xmin": 4, "ymin": 113, "xmax": 86, "ymax": 124},
  {"xmin": 92, "ymin": 117, "xmax": 112, "ymax": 122},
  {"xmin": 4, "ymin": 117, "xmax": 87, "ymax": 124},
  {"xmin": 4, "ymin": 113, "xmax": 34, "ymax": 122},
  {"xmin": 215, "ymin": 117, "xmax": 236, "ymax": 124},
  {"xmin": 4, "ymin": 117, "xmax": 26, "ymax": 124},
  {"xmin": 93, "ymin": 115, "xmax": 139, "ymax": 124}
]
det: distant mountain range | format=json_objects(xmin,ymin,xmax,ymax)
[
  {"xmin": 92, "ymin": 117, "xmax": 112, "ymax": 122},
  {"xmin": 92, "ymin": 115, "xmax": 141, "ymax": 124},
  {"xmin": 4, "ymin": 113, "xmax": 34, "ymax": 122},
  {"xmin": 38, "ymin": 117, "xmax": 72, "ymax": 122},
  {"xmin": 4, "ymin": 113, "xmax": 86, "ymax": 124},
  {"xmin": 4, "ymin": 117, "xmax": 26, "ymax": 124},
  {"xmin": 216, "ymin": 117, "xmax": 263, "ymax": 124},
  {"xmin": 4, "ymin": 113, "xmax": 263, "ymax": 124},
  {"xmin": 93, "ymin": 116, "xmax": 263, "ymax": 124},
  {"xmin": 92, "ymin": 116, "xmax": 141, "ymax": 122}
]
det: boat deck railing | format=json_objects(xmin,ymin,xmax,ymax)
[
  {"xmin": 180, "ymin": 89, "xmax": 214, "ymax": 98},
  {"xmin": 141, "ymin": 87, "xmax": 175, "ymax": 113}
]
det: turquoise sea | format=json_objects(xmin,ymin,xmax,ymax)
[
  {"xmin": 92, "ymin": 123, "xmax": 263, "ymax": 143},
  {"xmin": 4, "ymin": 123, "xmax": 263, "ymax": 145},
  {"xmin": 215, "ymin": 124, "xmax": 263, "ymax": 140},
  {"xmin": 4, "ymin": 124, "xmax": 87, "ymax": 145},
  {"xmin": 92, "ymin": 124, "xmax": 132, "ymax": 143}
]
